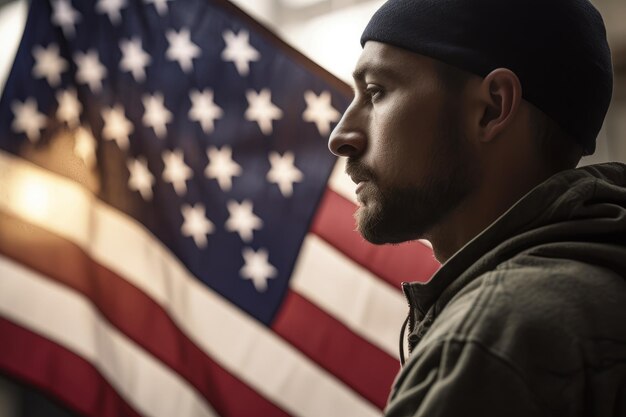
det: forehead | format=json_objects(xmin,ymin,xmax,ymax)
[{"xmin": 353, "ymin": 41, "xmax": 437, "ymax": 82}]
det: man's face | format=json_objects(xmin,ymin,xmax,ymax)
[{"xmin": 328, "ymin": 41, "xmax": 479, "ymax": 244}]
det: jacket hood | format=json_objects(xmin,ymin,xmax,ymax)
[{"xmin": 403, "ymin": 162, "xmax": 626, "ymax": 324}]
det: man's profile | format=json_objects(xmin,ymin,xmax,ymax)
[{"xmin": 329, "ymin": 0, "xmax": 626, "ymax": 415}]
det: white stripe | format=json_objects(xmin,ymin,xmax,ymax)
[
  {"xmin": 0, "ymin": 151, "xmax": 380, "ymax": 417},
  {"xmin": 0, "ymin": 256, "xmax": 217, "ymax": 417},
  {"xmin": 291, "ymin": 235, "xmax": 406, "ymax": 356}
]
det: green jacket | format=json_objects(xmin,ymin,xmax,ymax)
[{"xmin": 387, "ymin": 163, "xmax": 626, "ymax": 417}]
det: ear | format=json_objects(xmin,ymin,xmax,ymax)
[{"xmin": 478, "ymin": 68, "xmax": 522, "ymax": 142}]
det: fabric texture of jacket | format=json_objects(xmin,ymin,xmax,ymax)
[{"xmin": 386, "ymin": 162, "xmax": 626, "ymax": 417}]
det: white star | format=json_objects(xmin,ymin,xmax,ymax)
[
  {"xmin": 225, "ymin": 199, "xmax": 263, "ymax": 243},
  {"xmin": 96, "ymin": 0, "xmax": 127, "ymax": 25},
  {"xmin": 32, "ymin": 43, "xmax": 68, "ymax": 87},
  {"xmin": 127, "ymin": 157, "xmax": 155, "ymax": 201},
  {"xmin": 245, "ymin": 89, "xmax": 283, "ymax": 135},
  {"xmin": 74, "ymin": 49, "xmax": 107, "ymax": 93},
  {"xmin": 240, "ymin": 247, "xmax": 277, "ymax": 292},
  {"xmin": 267, "ymin": 151, "xmax": 303, "ymax": 198},
  {"xmin": 221, "ymin": 29, "xmax": 260, "ymax": 77},
  {"xmin": 189, "ymin": 89, "xmax": 223, "ymax": 134},
  {"xmin": 143, "ymin": 0, "xmax": 172, "ymax": 16},
  {"xmin": 119, "ymin": 38, "xmax": 151, "ymax": 82},
  {"xmin": 204, "ymin": 146, "xmax": 242, "ymax": 191},
  {"xmin": 302, "ymin": 90, "xmax": 341, "ymax": 136},
  {"xmin": 142, "ymin": 93, "xmax": 172, "ymax": 139},
  {"xmin": 74, "ymin": 125, "xmax": 97, "ymax": 169},
  {"xmin": 56, "ymin": 88, "xmax": 82, "ymax": 127},
  {"xmin": 166, "ymin": 28, "xmax": 201, "ymax": 73},
  {"xmin": 101, "ymin": 104, "xmax": 133, "ymax": 150},
  {"xmin": 181, "ymin": 203, "xmax": 214, "ymax": 248},
  {"xmin": 11, "ymin": 98, "xmax": 46, "ymax": 142},
  {"xmin": 51, "ymin": 0, "xmax": 81, "ymax": 38},
  {"xmin": 162, "ymin": 149, "xmax": 193, "ymax": 196}
]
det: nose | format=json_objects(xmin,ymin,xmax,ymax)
[{"xmin": 328, "ymin": 105, "xmax": 367, "ymax": 158}]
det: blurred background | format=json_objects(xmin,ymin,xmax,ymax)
[{"xmin": 0, "ymin": 0, "xmax": 624, "ymax": 416}]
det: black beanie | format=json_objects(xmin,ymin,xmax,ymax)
[{"xmin": 361, "ymin": 0, "xmax": 613, "ymax": 155}]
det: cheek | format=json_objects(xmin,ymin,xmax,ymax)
[
  {"xmin": 368, "ymin": 106, "xmax": 439, "ymax": 186},
  {"xmin": 368, "ymin": 139, "xmax": 428, "ymax": 189}
]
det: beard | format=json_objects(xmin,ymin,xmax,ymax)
[{"xmin": 350, "ymin": 103, "xmax": 478, "ymax": 244}]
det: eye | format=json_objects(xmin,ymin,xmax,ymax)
[{"xmin": 364, "ymin": 84, "xmax": 384, "ymax": 103}]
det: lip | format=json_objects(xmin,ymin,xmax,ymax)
[
  {"xmin": 349, "ymin": 174, "xmax": 369, "ymax": 186},
  {"xmin": 355, "ymin": 181, "xmax": 367, "ymax": 194},
  {"xmin": 346, "ymin": 163, "xmax": 372, "ymax": 193}
]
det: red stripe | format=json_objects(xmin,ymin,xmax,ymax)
[
  {"xmin": 311, "ymin": 189, "xmax": 440, "ymax": 287},
  {"xmin": 0, "ymin": 317, "xmax": 142, "ymax": 417},
  {"xmin": 272, "ymin": 291, "xmax": 398, "ymax": 410},
  {"xmin": 0, "ymin": 211, "xmax": 290, "ymax": 417}
]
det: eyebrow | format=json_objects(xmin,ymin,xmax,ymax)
[{"xmin": 352, "ymin": 64, "xmax": 402, "ymax": 83}]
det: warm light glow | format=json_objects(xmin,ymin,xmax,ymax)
[
  {"xmin": 11, "ymin": 173, "xmax": 52, "ymax": 222},
  {"xmin": 0, "ymin": 151, "xmax": 93, "ymax": 243}
]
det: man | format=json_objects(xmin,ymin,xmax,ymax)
[{"xmin": 328, "ymin": 0, "xmax": 626, "ymax": 415}]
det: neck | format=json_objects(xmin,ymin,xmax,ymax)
[{"xmin": 425, "ymin": 160, "xmax": 560, "ymax": 264}]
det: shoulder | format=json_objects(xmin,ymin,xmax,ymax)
[
  {"xmin": 429, "ymin": 252, "xmax": 626, "ymax": 371},
  {"xmin": 483, "ymin": 252, "xmax": 626, "ymax": 334},
  {"xmin": 392, "ymin": 254, "xmax": 626, "ymax": 416}
]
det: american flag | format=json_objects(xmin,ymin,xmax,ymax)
[{"xmin": 0, "ymin": 0, "xmax": 440, "ymax": 416}]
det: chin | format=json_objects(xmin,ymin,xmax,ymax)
[
  {"xmin": 358, "ymin": 226, "xmax": 423, "ymax": 245},
  {"xmin": 355, "ymin": 205, "xmax": 425, "ymax": 245}
]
